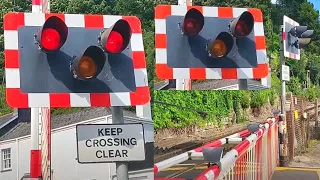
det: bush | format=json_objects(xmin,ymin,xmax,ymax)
[
  {"xmin": 152, "ymin": 89, "xmax": 276, "ymax": 130},
  {"xmin": 250, "ymin": 90, "xmax": 269, "ymax": 108},
  {"xmin": 0, "ymin": 85, "xmax": 13, "ymax": 116},
  {"xmin": 152, "ymin": 90, "xmax": 235, "ymax": 129},
  {"xmin": 240, "ymin": 91, "xmax": 251, "ymax": 109},
  {"xmin": 303, "ymin": 86, "xmax": 319, "ymax": 102}
]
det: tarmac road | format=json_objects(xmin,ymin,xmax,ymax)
[
  {"xmin": 155, "ymin": 165, "xmax": 320, "ymax": 180},
  {"xmin": 271, "ymin": 167, "xmax": 320, "ymax": 180}
]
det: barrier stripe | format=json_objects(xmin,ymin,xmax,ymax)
[
  {"xmin": 195, "ymin": 118, "xmax": 278, "ymax": 180},
  {"xmin": 154, "ymin": 129, "xmax": 250, "ymax": 174},
  {"xmin": 194, "ymin": 165, "xmax": 220, "ymax": 180}
]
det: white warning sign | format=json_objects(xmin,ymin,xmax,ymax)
[{"xmin": 76, "ymin": 123, "xmax": 145, "ymax": 163}]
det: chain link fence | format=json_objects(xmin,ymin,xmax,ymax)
[{"xmin": 286, "ymin": 93, "xmax": 320, "ymax": 161}]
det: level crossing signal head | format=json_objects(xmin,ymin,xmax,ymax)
[
  {"xmin": 283, "ymin": 16, "xmax": 315, "ymax": 60},
  {"xmin": 155, "ymin": 5, "xmax": 269, "ymax": 81},
  {"xmin": 70, "ymin": 46, "xmax": 106, "ymax": 81},
  {"xmin": 229, "ymin": 11, "xmax": 254, "ymax": 38},
  {"xmin": 3, "ymin": 12, "xmax": 150, "ymax": 108},
  {"xmin": 70, "ymin": 19, "xmax": 132, "ymax": 81},
  {"xmin": 35, "ymin": 16, "xmax": 68, "ymax": 52},
  {"xmin": 206, "ymin": 32, "xmax": 233, "ymax": 58},
  {"xmin": 206, "ymin": 11, "xmax": 254, "ymax": 58},
  {"xmin": 180, "ymin": 8, "xmax": 204, "ymax": 36},
  {"xmin": 99, "ymin": 19, "xmax": 132, "ymax": 54},
  {"xmin": 289, "ymin": 26, "xmax": 314, "ymax": 49}
]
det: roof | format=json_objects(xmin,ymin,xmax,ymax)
[
  {"xmin": 0, "ymin": 107, "xmax": 136, "ymax": 141},
  {"xmin": 192, "ymin": 80, "xmax": 239, "ymax": 90},
  {"xmin": 154, "ymin": 80, "xmax": 240, "ymax": 90},
  {"xmin": 0, "ymin": 113, "xmax": 17, "ymax": 128},
  {"xmin": 154, "ymin": 80, "xmax": 169, "ymax": 90},
  {"xmin": 155, "ymin": 79, "xmax": 269, "ymax": 90}
]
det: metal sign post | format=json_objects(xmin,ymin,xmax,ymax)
[
  {"xmin": 112, "ymin": 107, "xmax": 129, "ymax": 180},
  {"xmin": 30, "ymin": 1, "xmax": 51, "ymax": 179},
  {"xmin": 279, "ymin": 25, "xmax": 288, "ymax": 166},
  {"xmin": 238, "ymin": 80, "xmax": 248, "ymax": 90}
]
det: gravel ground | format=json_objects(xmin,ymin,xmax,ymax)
[
  {"xmin": 290, "ymin": 140, "xmax": 320, "ymax": 168},
  {"xmin": 155, "ymin": 123, "xmax": 247, "ymax": 149}
]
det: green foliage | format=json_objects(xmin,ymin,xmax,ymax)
[
  {"xmin": 0, "ymin": 85, "xmax": 12, "ymax": 115},
  {"xmin": 152, "ymin": 90, "xmax": 233, "ymax": 129},
  {"xmin": 250, "ymin": 90, "xmax": 269, "ymax": 108},
  {"xmin": 240, "ymin": 91, "xmax": 251, "ymax": 109},
  {"xmin": 303, "ymin": 86, "xmax": 318, "ymax": 102},
  {"xmin": 51, "ymin": 107, "xmax": 84, "ymax": 115},
  {"xmin": 152, "ymin": 88, "xmax": 280, "ymax": 129},
  {"xmin": 300, "ymin": 85, "xmax": 320, "ymax": 102},
  {"xmin": 287, "ymin": 77, "xmax": 303, "ymax": 95}
]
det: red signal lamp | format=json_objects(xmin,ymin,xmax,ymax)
[
  {"xmin": 207, "ymin": 32, "xmax": 234, "ymax": 58},
  {"xmin": 180, "ymin": 8, "xmax": 204, "ymax": 36},
  {"xmin": 35, "ymin": 16, "xmax": 68, "ymax": 52},
  {"xmin": 70, "ymin": 46, "xmax": 106, "ymax": 81},
  {"xmin": 99, "ymin": 19, "xmax": 132, "ymax": 54},
  {"xmin": 229, "ymin": 11, "xmax": 254, "ymax": 38}
]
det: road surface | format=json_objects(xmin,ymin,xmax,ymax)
[
  {"xmin": 272, "ymin": 167, "xmax": 320, "ymax": 180},
  {"xmin": 155, "ymin": 165, "xmax": 320, "ymax": 180}
]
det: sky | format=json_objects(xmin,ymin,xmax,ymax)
[
  {"xmin": 308, "ymin": 0, "xmax": 320, "ymax": 11},
  {"xmin": 270, "ymin": 0, "xmax": 320, "ymax": 12}
]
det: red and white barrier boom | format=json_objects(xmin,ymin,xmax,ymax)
[
  {"xmin": 195, "ymin": 118, "xmax": 278, "ymax": 180},
  {"xmin": 154, "ymin": 129, "xmax": 251, "ymax": 174}
]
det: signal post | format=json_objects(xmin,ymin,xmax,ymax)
[
  {"xmin": 3, "ymin": 11, "xmax": 150, "ymax": 180},
  {"xmin": 30, "ymin": 1, "xmax": 51, "ymax": 179},
  {"xmin": 176, "ymin": 0, "xmax": 192, "ymax": 90},
  {"xmin": 279, "ymin": 15, "xmax": 314, "ymax": 166}
]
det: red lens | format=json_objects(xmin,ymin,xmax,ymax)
[
  {"xmin": 41, "ymin": 28, "xmax": 61, "ymax": 51},
  {"xmin": 184, "ymin": 18, "xmax": 201, "ymax": 35},
  {"xmin": 105, "ymin": 31, "xmax": 124, "ymax": 54},
  {"xmin": 235, "ymin": 20, "xmax": 250, "ymax": 37}
]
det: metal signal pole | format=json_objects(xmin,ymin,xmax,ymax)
[
  {"xmin": 279, "ymin": 25, "xmax": 288, "ymax": 166},
  {"xmin": 111, "ymin": 107, "xmax": 129, "ymax": 180},
  {"xmin": 238, "ymin": 79, "xmax": 248, "ymax": 90},
  {"xmin": 30, "ymin": 1, "xmax": 52, "ymax": 179},
  {"xmin": 176, "ymin": 0, "xmax": 192, "ymax": 90},
  {"xmin": 280, "ymin": 25, "xmax": 286, "ymax": 124},
  {"xmin": 30, "ymin": 1, "xmax": 43, "ymax": 178}
]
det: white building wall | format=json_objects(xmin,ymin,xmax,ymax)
[
  {"xmin": 0, "ymin": 140, "xmax": 18, "ymax": 180},
  {"xmin": 0, "ymin": 116, "xmax": 153, "ymax": 180},
  {"xmin": 17, "ymin": 137, "xmax": 31, "ymax": 179}
]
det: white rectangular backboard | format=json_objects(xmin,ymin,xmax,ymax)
[
  {"xmin": 281, "ymin": 65, "xmax": 290, "ymax": 81},
  {"xmin": 76, "ymin": 123, "xmax": 145, "ymax": 163}
]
